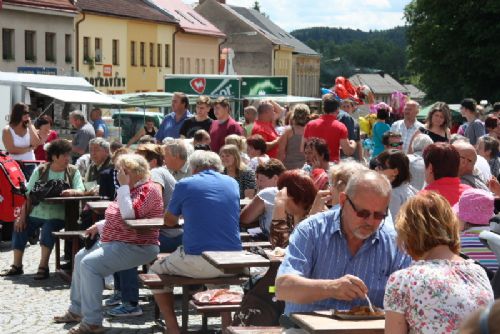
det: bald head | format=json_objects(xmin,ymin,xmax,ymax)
[
  {"xmin": 345, "ymin": 170, "xmax": 392, "ymax": 200},
  {"xmin": 453, "ymin": 142, "xmax": 477, "ymax": 176}
]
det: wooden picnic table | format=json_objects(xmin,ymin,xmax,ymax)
[
  {"xmin": 290, "ymin": 311, "xmax": 385, "ymax": 334},
  {"xmin": 124, "ymin": 217, "xmax": 184, "ymax": 230},
  {"xmin": 241, "ymin": 241, "xmax": 272, "ymax": 249},
  {"xmin": 44, "ymin": 195, "xmax": 105, "ymax": 202},
  {"xmin": 87, "ymin": 200, "xmax": 112, "ymax": 215},
  {"xmin": 202, "ymin": 250, "xmax": 270, "ymax": 274},
  {"xmin": 52, "ymin": 230, "xmax": 86, "ymax": 282},
  {"xmin": 226, "ymin": 327, "xmax": 283, "ymax": 334}
]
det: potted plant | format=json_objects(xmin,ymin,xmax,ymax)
[{"xmin": 83, "ymin": 56, "xmax": 95, "ymax": 70}]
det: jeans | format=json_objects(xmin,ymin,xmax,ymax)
[
  {"xmin": 113, "ymin": 267, "xmax": 139, "ymax": 303},
  {"xmin": 159, "ymin": 233, "xmax": 183, "ymax": 253},
  {"xmin": 11, "ymin": 216, "xmax": 64, "ymax": 251},
  {"xmin": 69, "ymin": 241, "xmax": 158, "ymax": 326}
]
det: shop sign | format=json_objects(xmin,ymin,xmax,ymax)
[{"xmin": 17, "ymin": 67, "xmax": 57, "ymax": 75}]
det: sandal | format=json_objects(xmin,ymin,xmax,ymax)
[
  {"xmin": 0, "ymin": 264, "xmax": 23, "ymax": 276},
  {"xmin": 53, "ymin": 311, "xmax": 82, "ymax": 323},
  {"xmin": 68, "ymin": 322, "xmax": 106, "ymax": 334},
  {"xmin": 33, "ymin": 266, "xmax": 49, "ymax": 280}
]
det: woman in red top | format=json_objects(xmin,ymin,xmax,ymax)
[
  {"xmin": 34, "ymin": 115, "xmax": 58, "ymax": 161},
  {"xmin": 54, "ymin": 153, "xmax": 163, "ymax": 333}
]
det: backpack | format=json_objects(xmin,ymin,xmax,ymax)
[
  {"xmin": 0, "ymin": 151, "xmax": 27, "ymax": 222},
  {"xmin": 29, "ymin": 163, "xmax": 77, "ymax": 206},
  {"xmin": 232, "ymin": 251, "xmax": 284, "ymax": 327}
]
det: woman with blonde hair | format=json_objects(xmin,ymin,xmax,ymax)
[
  {"xmin": 225, "ymin": 134, "xmax": 249, "ymax": 164},
  {"xmin": 219, "ymin": 144, "xmax": 256, "ymax": 198},
  {"xmin": 384, "ymin": 191, "xmax": 493, "ymax": 334},
  {"xmin": 278, "ymin": 104, "xmax": 310, "ymax": 169}
]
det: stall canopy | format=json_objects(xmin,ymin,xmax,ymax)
[
  {"xmin": 417, "ymin": 103, "xmax": 463, "ymax": 123},
  {"xmin": 243, "ymin": 95, "xmax": 322, "ymax": 104},
  {"xmin": 27, "ymin": 87, "xmax": 125, "ymax": 106}
]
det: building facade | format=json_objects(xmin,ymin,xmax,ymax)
[
  {"xmin": 0, "ymin": 0, "xmax": 77, "ymax": 76},
  {"xmin": 75, "ymin": 0, "xmax": 178, "ymax": 94}
]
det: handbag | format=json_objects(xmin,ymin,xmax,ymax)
[{"xmin": 29, "ymin": 179, "xmax": 70, "ymax": 206}]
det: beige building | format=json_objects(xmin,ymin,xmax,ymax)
[
  {"xmin": 150, "ymin": 0, "xmax": 225, "ymax": 75},
  {"xmin": 0, "ymin": 0, "xmax": 77, "ymax": 75},
  {"xmin": 196, "ymin": 0, "xmax": 320, "ymax": 97},
  {"xmin": 75, "ymin": 0, "xmax": 178, "ymax": 94}
]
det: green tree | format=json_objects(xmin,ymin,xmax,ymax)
[{"xmin": 405, "ymin": 0, "xmax": 500, "ymax": 102}]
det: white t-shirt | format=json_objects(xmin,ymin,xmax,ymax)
[{"xmin": 257, "ymin": 186, "xmax": 278, "ymax": 236}]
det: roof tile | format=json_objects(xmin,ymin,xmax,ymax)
[{"xmin": 3, "ymin": 0, "xmax": 77, "ymax": 11}]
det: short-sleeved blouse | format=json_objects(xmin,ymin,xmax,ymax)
[
  {"xmin": 419, "ymin": 127, "xmax": 448, "ymax": 143},
  {"xmin": 232, "ymin": 167, "xmax": 256, "ymax": 199},
  {"xmin": 384, "ymin": 259, "xmax": 493, "ymax": 334}
]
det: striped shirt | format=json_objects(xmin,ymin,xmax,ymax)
[
  {"xmin": 278, "ymin": 207, "xmax": 411, "ymax": 315},
  {"xmin": 101, "ymin": 180, "xmax": 163, "ymax": 245},
  {"xmin": 461, "ymin": 226, "xmax": 499, "ymax": 272}
]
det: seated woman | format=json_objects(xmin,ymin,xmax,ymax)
[
  {"xmin": 220, "ymin": 144, "xmax": 256, "ymax": 199},
  {"xmin": 384, "ymin": 191, "xmax": 494, "ymax": 334},
  {"xmin": 225, "ymin": 134, "xmax": 250, "ymax": 164},
  {"xmin": 375, "ymin": 149, "xmax": 417, "ymax": 218},
  {"xmin": 0, "ymin": 139, "xmax": 84, "ymax": 280},
  {"xmin": 270, "ymin": 170, "xmax": 317, "ymax": 248},
  {"xmin": 240, "ymin": 159, "xmax": 286, "ymax": 236},
  {"xmin": 477, "ymin": 135, "xmax": 500, "ymax": 178},
  {"xmin": 246, "ymin": 134, "xmax": 270, "ymax": 171},
  {"xmin": 454, "ymin": 188, "xmax": 499, "ymax": 272},
  {"xmin": 53, "ymin": 153, "xmax": 163, "ymax": 333},
  {"xmin": 303, "ymin": 137, "xmax": 332, "ymax": 190}
]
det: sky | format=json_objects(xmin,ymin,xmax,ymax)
[{"xmin": 186, "ymin": 0, "xmax": 412, "ymax": 32}]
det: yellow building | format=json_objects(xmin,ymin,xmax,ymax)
[
  {"xmin": 75, "ymin": 0, "xmax": 178, "ymax": 94},
  {"xmin": 151, "ymin": 0, "xmax": 225, "ymax": 75}
]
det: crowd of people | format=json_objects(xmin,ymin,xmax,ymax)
[{"xmin": 1, "ymin": 93, "xmax": 499, "ymax": 334}]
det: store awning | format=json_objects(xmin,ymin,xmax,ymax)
[
  {"xmin": 27, "ymin": 87, "xmax": 125, "ymax": 106},
  {"xmin": 243, "ymin": 95, "xmax": 322, "ymax": 104}
]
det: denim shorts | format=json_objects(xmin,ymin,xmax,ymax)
[{"xmin": 11, "ymin": 216, "xmax": 64, "ymax": 251}]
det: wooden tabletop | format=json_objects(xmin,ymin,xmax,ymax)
[
  {"xmin": 44, "ymin": 195, "xmax": 105, "ymax": 202},
  {"xmin": 291, "ymin": 311, "xmax": 385, "ymax": 334},
  {"xmin": 241, "ymin": 241, "xmax": 272, "ymax": 250},
  {"xmin": 87, "ymin": 200, "xmax": 112, "ymax": 213},
  {"xmin": 202, "ymin": 250, "xmax": 270, "ymax": 274},
  {"xmin": 124, "ymin": 217, "xmax": 164, "ymax": 229},
  {"xmin": 226, "ymin": 326, "xmax": 283, "ymax": 334}
]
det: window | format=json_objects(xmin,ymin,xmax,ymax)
[
  {"xmin": 45, "ymin": 32, "xmax": 56, "ymax": 62},
  {"xmin": 25, "ymin": 30, "xmax": 36, "ymax": 62},
  {"xmin": 201, "ymin": 59, "xmax": 206, "ymax": 73},
  {"xmin": 210, "ymin": 59, "xmax": 215, "ymax": 74},
  {"xmin": 131, "ymin": 41, "xmax": 136, "ymax": 66},
  {"xmin": 164, "ymin": 44, "xmax": 170, "ymax": 67},
  {"xmin": 2, "ymin": 29, "xmax": 15, "ymax": 60},
  {"xmin": 186, "ymin": 58, "xmax": 191, "ymax": 74},
  {"xmin": 149, "ymin": 43, "xmax": 154, "ymax": 67},
  {"xmin": 180, "ymin": 57, "xmax": 184, "ymax": 73},
  {"xmin": 94, "ymin": 38, "xmax": 102, "ymax": 63},
  {"xmin": 140, "ymin": 42, "xmax": 145, "ymax": 66},
  {"xmin": 112, "ymin": 39, "xmax": 119, "ymax": 65},
  {"xmin": 65, "ymin": 34, "xmax": 72, "ymax": 63},
  {"xmin": 157, "ymin": 44, "xmax": 162, "ymax": 67},
  {"xmin": 83, "ymin": 36, "xmax": 90, "ymax": 61},
  {"xmin": 195, "ymin": 58, "xmax": 200, "ymax": 73}
]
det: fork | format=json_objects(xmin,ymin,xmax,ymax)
[{"xmin": 365, "ymin": 294, "xmax": 375, "ymax": 313}]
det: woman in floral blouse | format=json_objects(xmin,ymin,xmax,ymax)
[{"xmin": 384, "ymin": 191, "xmax": 493, "ymax": 334}]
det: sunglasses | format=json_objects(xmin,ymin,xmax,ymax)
[
  {"xmin": 346, "ymin": 196, "xmax": 387, "ymax": 220},
  {"xmin": 389, "ymin": 141, "xmax": 403, "ymax": 148}
]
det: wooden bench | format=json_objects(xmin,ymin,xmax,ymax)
[
  {"xmin": 52, "ymin": 230, "xmax": 86, "ymax": 281},
  {"xmin": 225, "ymin": 326, "xmax": 283, "ymax": 334},
  {"xmin": 189, "ymin": 300, "xmax": 241, "ymax": 332},
  {"xmin": 139, "ymin": 273, "xmax": 249, "ymax": 331}
]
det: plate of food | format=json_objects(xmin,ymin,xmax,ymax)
[{"xmin": 332, "ymin": 306, "xmax": 385, "ymax": 320}]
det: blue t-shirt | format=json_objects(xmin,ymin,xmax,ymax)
[
  {"xmin": 371, "ymin": 122, "xmax": 390, "ymax": 157},
  {"xmin": 155, "ymin": 111, "xmax": 192, "ymax": 141},
  {"xmin": 167, "ymin": 169, "xmax": 242, "ymax": 255},
  {"xmin": 92, "ymin": 119, "xmax": 109, "ymax": 138},
  {"xmin": 278, "ymin": 207, "xmax": 411, "ymax": 315}
]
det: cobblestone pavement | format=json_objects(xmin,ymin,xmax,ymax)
[{"xmin": 0, "ymin": 241, "xmax": 223, "ymax": 334}]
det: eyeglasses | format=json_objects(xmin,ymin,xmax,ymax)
[
  {"xmin": 388, "ymin": 141, "xmax": 403, "ymax": 148},
  {"xmin": 346, "ymin": 196, "xmax": 387, "ymax": 220}
]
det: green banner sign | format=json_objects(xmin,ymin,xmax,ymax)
[
  {"xmin": 165, "ymin": 76, "xmax": 240, "ymax": 97},
  {"xmin": 240, "ymin": 76, "xmax": 288, "ymax": 96}
]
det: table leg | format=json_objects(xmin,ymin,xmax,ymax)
[
  {"xmin": 181, "ymin": 287, "xmax": 189, "ymax": 331},
  {"xmin": 54, "ymin": 236, "xmax": 61, "ymax": 270}
]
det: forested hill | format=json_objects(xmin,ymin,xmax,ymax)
[{"xmin": 291, "ymin": 27, "xmax": 408, "ymax": 86}]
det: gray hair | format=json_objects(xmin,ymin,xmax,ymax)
[
  {"xmin": 411, "ymin": 134, "xmax": 433, "ymax": 153},
  {"xmin": 69, "ymin": 110, "xmax": 86, "ymax": 122},
  {"xmin": 164, "ymin": 139, "xmax": 188, "ymax": 161},
  {"xmin": 345, "ymin": 170, "xmax": 391, "ymax": 199},
  {"xmin": 329, "ymin": 160, "xmax": 369, "ymax": 192},
  {"xmin": 189, "ymin": 150, "xmax": 223, "ymax": 173},
  {"xmin": 89, "ymin": 137, "xmax": 111, "ymax": 154},
  {"xmin": 449, "ymin": 134, "xmax": 470, "ymax": 144}
]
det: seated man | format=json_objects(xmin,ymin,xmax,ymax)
[
  {"xmin": 275, "ymin": 170, "xmax": 411, "ymax": 314},
  {"xmin": 149, "ymin": 150, "xmax": 242, "ymax": 334}
]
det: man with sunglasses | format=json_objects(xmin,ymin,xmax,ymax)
[{"xmin": 276, "ymin": 170, "xmax": 411, "ymax": 315}]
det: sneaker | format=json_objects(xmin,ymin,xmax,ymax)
[
  {"xmin": 106, "ymin": 303, "xmax": 143, "ymax": 317},
  {"xmin": 104, "ymin": 291, "xmax": 122, "ymax": 307}
]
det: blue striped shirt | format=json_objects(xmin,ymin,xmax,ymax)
[{"xmin": 278, "ymin": 207, "xmax": 411, "ymax": 315}]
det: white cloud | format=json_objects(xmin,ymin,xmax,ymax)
[{"xmin": 185, "ymin": 0, "xmax": 410, "ymax": 31}]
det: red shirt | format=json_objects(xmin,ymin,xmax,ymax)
[
  {"xmin": 209, "ymin": 117, "xmax": 244, "ymax": 153},
  {"xmin": 34, "ymin": 130, "xmax": 58, "ymax": 161},
  {"xmin": 251, "ymin": 120, "xmax": 279, "ymax": 158},
  {"xmin": 303, "ymin": 114, "xmax": 347, "ymax": 162},
  {"xmin": 421, "ymin": 177, "xmax": 472, "ymax": 206},
  {"xmin": 101, "ymin": 180, "xmax": 163, "ymax": 245}
]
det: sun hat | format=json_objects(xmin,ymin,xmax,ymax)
[{"xmin": 452, "ymin": 188, "xmax": 494, "ymax": 225}]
